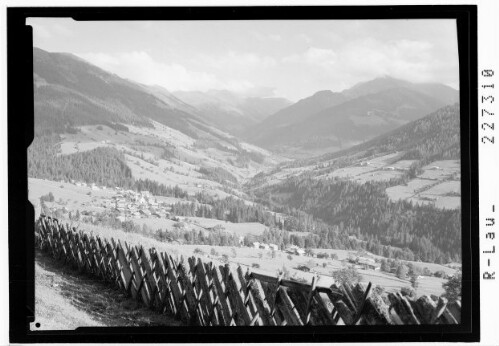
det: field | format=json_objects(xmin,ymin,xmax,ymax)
[
  {"xmin": 30, "ymin": 170, "xmax": 458, "ymax": 298},
  {"xmin": 29, "ymin": 178, "xmax": 267, "ymax": 240},
  {"xmin": 57, "ymin": 122, "xmax": 287, "ymax": 200},
  {"xmin": 67, "ymin": 220, "xmax": 453, "ymax": 297},
  {"xmin": 386, "ymin": 160, "xmax": 461, "ymax": 209}
]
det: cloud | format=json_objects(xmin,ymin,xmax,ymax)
[
  {"xmin": 337, "ymin": 38, "xmax": 448, "ymax": 84},
  {"xmin": 269, "ymin": 34, "xmax": 282, "ymax": 41},
  {"xmin": 77, "ymin": 51, "xmax": 256, "ymax": 93},
  {"xmin": 281, "ymin": 38, "xmax": 456, "ymax": 92},
  {"xmin": 198, "ymin": 51, "xmax": 277, "ymax": 70},
  {"xmin": 283, "ymin": 47, "xmax": 337, "ymax": 68}
]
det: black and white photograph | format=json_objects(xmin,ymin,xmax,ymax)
[
  {"xmin": 5, "ymin": 4, "xmax": 484, "ymax": 343},
  {"xmin": 26, "ymin": 16, "xmax": 465, "ymax": 329}
]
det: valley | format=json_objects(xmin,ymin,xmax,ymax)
[{"xmin": 29, "ymin": 47, "xmax": 462, "ymax": 304}]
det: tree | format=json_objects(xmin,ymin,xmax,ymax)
[
  {"xmin": 396, "ymin": 264, "xmax": 408, "ymax": 279},
  {"xmin": 380, "ymin": 259, "xmax": 390, "ymax": 273},
  {"xmin": 221, "ymin": 254, "xmax": 229, "ymax": 264},
  {"xmin": 442, "ymin": 272, "xmax": 462, "ymax": 302},
  {"xmin": 410, "ymin": 274, "xmax": 419, "ymax": 291},
  {"xmin": 401, "ymin": 287, "xmax": 416, "ymax": 298},
  {"xmin": 287, "ymin": 254, "xmax": 293, "ymax": 261},
  {"xmin": 434, "ymin": 270, "xmax": 446, "ymax": 278},
  {"xmin": 331, "ymin": 266, "xmax": 363, "ymax": 286},
  {"xmin": 231, "ymin": 248, "xmax": 237, "ymax": 258}
]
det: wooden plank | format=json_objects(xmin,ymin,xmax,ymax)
[
  {"xmin": 209, "ymin": 263, "xmax": 232, "ymax": 326},
  {"xmin": 115, "ymin": 244, "xmax": 133, "ymax": 295},
  {"xmin": 153, "ymin": 250, "xmax": 177, "ymax": 315},
  {"xmin": 351, "ymin": 282, "xmax": 372, "ymax": 325},
  {"xmin": 310, "ymin": 293, "xmax": 337, "ymax": 325},
  {"xmin": 140, "ymin": 249, "xmax": 160, "ymax": 309},
  {"xmin": 192, "ymin": 258, "xmax": 220, "ymax": 326},
  {"xmin": 441, "ymin": 308, "xmax": 459, "ymax": 324},
  {"xmin": 250, "ymin": 272, "xmax": 279, "ymax": 285},
  {"xmin": 163, "ymin": 253, "xmax": 191, "ymax": 324},
  {"xmin": 246, "ymin": 277, "xmax": 276, "ymax": 326},
  {"xmin": 446, "ymin": 301, "xmax": 461, "ymax": 324},
  {"xmin": 340, "ymin": 284, "xmax": 359, "ymax": 314},
  {"xmin": 411, "ymin": 296, "xmax": 436, "ymax": 324},
  {"xmin": 332, "ymin": 300, "xmax": 354, "ymax": 325},
  {"xmin": 129, "ymin": 247, "xmax": 149, "ymax": 304},
  {"xmin": 221, "ymin": 265, "xmax": 252, "ymax": 326},
  {"xmin": 176, "ymin": 259, "xmax": 204, "ymax": 326},
  {"xmin": 387, "ymin": 293, "xmax": 420, "ymax": 325},
  {"xmin": 186, "ymin": 257, "xmax": 210, "ymax": 325},
  {"xmin": 430, "ymin": 296, "xmax": 448, "ymax": 324},
  {"xmin": 236, "ymin": 266, "xmax": 262, "ymax": 326},
  {"xmin": 275, "ymin": 288, "xmax": 303, "ymax": 326},
  {"xmin": 304, "ymin": 276, "xmax": 317, "ymax": 325}
]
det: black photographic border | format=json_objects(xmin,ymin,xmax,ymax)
[{"xmin": 8, "ymin": 5, "xmax": 479, "ymax": 343}]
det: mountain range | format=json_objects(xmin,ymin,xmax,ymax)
[
  {"xmin": 33, "ymin": 47, "xmax": 459, "ymax": 160},
  {"xmin": 173, "ymin": 90, "xmax": 291, "ymax": 135},
  {"xmin": 245, "ymin": 76, "xmax": 458, "ymax": 157}
]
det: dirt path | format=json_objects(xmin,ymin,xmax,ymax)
[{"xmin": 34, "ymin": 251, "xmax": 185, "ymax": 330}]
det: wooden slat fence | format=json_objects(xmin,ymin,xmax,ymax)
[{"xmin": 34, "ymin": 215, "xmax": 461, "ymax": 326}]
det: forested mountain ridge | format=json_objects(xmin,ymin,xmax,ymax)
[
  {"xmin": 245, "ymin": 104, "xmax": 462, "ymax": 263},
  {"xmin": 251, "ymin": 178, "xmax": 461, "ymax": 263},
  {"xmin": 247, "ymin": 76, "xmax": 458, "ymax": 157},
  {"xmin": 245, "ymin": 90, "xmax": 348, "ymax": 141},
  {"xmin": 343, "ymin": 76, "xmax": 459, "ymax": 104},
  {"xmin": 33, "ymin": 47, "xmax": 218, "ymax": 138},
  {"xmin": 300, "ymin": 103, "xmax": 461, "ymax": 169}
]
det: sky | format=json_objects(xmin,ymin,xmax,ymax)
[{"xmin": 27, "ymin": 18, "xmax": 459, "ymax": 102}]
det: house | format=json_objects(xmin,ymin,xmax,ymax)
[
  {"xmin": 269, "ymin": 244, "xmax": 279, "ymax": 251},
  {"xmin": 259, "ymin": 244, "xmax": 270, "ymax": 250},
  {"xmin": 357, "ymin": 257, "xmax": 380, "ymax": 270},
  {"xmin": 296, "ymin": 248, "xmax": 305, "ymax": 256},
  {"xmin": 252, "ymin": 242, "xmax": 260, "ymax": 249}
]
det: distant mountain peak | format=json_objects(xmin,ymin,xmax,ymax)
[{"xmin": 311, "ymin": 90, "xmax": 334, "ymax": 97}]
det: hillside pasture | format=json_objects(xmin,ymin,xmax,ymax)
[
  {"xmin": 354, "ymin": 169, "xmax": 403, "ymax": 183},
  {"xmin": 45, "ymin": 215, "xmax": 453, "ymax": 297},
  {"xmin": 386, "ymin": 178, "xmax": 436, "ymax": 201},
  {"xmin": 419, "ymin": 160, "xmax": 460, "ymax": 180}
]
